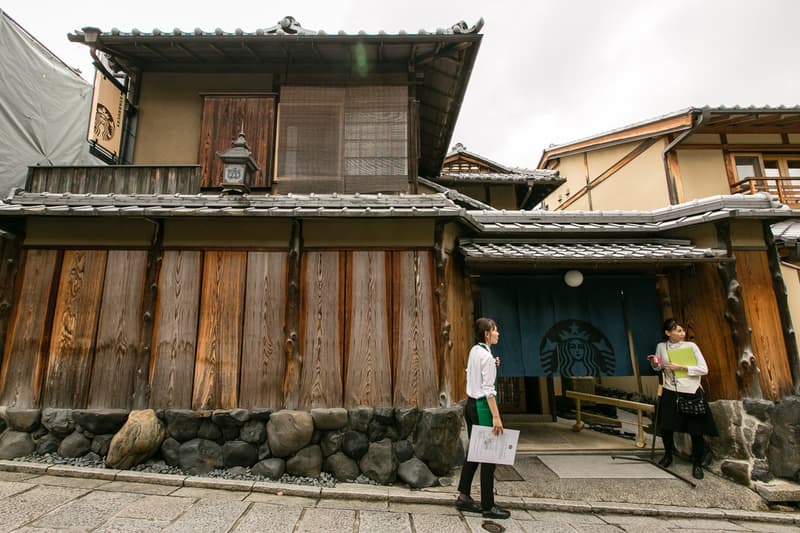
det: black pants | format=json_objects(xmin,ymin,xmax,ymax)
[
  {"xmin": 662, "ymin": 430, "xmax": 705, "ymax": 466},
  {"xmin": 457, "ymin": 397, "xmax": 495, "ymax": 509}
]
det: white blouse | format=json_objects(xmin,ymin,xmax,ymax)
[
  {"xmin": 653, "ymin": 340, "xmax": 708, "ymax": 394},
  {"xmin": 465, "ymin": 343, "xmax": 497, "ymax": 400}
]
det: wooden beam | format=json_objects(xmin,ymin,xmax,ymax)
[
  {"xmin": 282, "ymin": 220, "xmax": 303, "ymax": 409},
  {"xmin": 434, "ymin": 223, "xmax": 452, "ymax": 406},
  {"xmin": 678, "ymin": 143, "xmax": 800, "ymax": 151}
]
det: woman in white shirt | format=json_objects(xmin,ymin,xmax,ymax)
[
  {"xmin": 649, "ymin": 318, "xmax": 718, "ymax": 479},
  {"xmin": 454, "ymin": 317, "xmax": 510, "ymax": 520}
]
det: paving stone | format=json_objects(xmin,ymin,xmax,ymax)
[
  {"xmin": 669, "ymin": 517, "xmax": 749, "ymax": 530},
  {"xmin": 528, "ymin": 510, "xmax": 607, "ymax": 524},
  {"xmin": 389, "ymin": 501, "xmax": 459, "ymax": 515},
  {"xmin": 0, "ymin": 485, "xmax": 88, "ymax": 530},
  {"xmin": 411, "ymin": 513, "xmax": 469, "ymax": 533},
  {"xmin": 170, "ymin": 486, "xmax": 250, "ymax": 500},
  {"xmin": 318, "ymin": 497, "xmax": 388, "ymax": 510},
  {"xmin": 464, "ymin": 515, "xmax": 524, "ymax": 533},
  {"xmin": 230, "ymin": 502, "xmax": 303, "ymax": 533},
  {"xmin": 30, "ymin": 490, "xmax": 142, "ymax": 529},
  {"xmin": 161, "ymin": 498, "xmax": 249, "ymax": 533},
  {"xmin": 295, "ymin": 507, "xmax": 356, "ymax": 533},
  {"xmin": 115, "ymin": 494, "xmax": 195, "ymax": 521},
  {"xmin": 251, "ymin": 481, "xmax": 321, "ymax": 498},
  {"xmin": 0, "ymin": 480, "xmax": 39, "ymax": 499},
  {"xmin": 562, "ymin": 524, "xmax": 624, "ymax": 532},
  {"xmin": 597, "ymin": 513, "xmax": 679, "ymax": 528},
  {"xmin": 358, "ymin": 510, "xmax": 412, "ymax": 532},
  {"xmin": 46, "ymin": 464, "xmax": 118, "ymax": 480},
  {"xmin": 0, "ymin": 471, "xmax": 38, "ymax": 482},
  {"xmin": 96, "ymin": 480, "xmax": 178, "ymax": 495},
  {"xmin": 734, "ymin": 521, "xmax": 800, "ymax": 533},
  {"xmin": 516, "ymin": 519, "xmax": 577, "ymax": 532},
  {"xmin": 183, "ymin": 476, "xmax": 254, "ymax": 492},
  {"xmin": 114, "ymin": 470, "xmax": 185, "ymax": 486},
  {"xmin": 94, "ymin": 517, "xmax": 173, "ymax": 532},
  {"xmin": 0, "ymin": 460, "xmax": 49, "ymax": 474},
  {"xmin": 244, "ymin": 492, "xmax": 318, "ymax": 507},
  {"xmin": 23, "ymin": 474, "xmax": 111, "ymax": 489},
  {"xmin": 321, "ymin": 483, "xmax": 388, "ymax": 501}
]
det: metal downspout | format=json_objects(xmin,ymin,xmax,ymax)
[{"xmin": 663, "ymin": 109, "xmax": 708, "ymax": 204}]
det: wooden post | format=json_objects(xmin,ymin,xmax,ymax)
[
  {"xmin": 716, "ymin": 221, "xmax": 762, "ymax": 399},
  {"xmin": 433, "ymin": 223, "xmax": 452, "ymax": 406},
  {"xmin": 763, "ymin": 222, "xmax": 800, "ymax": 394},
  {"xmin": 0, "ymin": 233, "xmax": 21, "ymax": 369},
  {"xmin": 282, "ymin": 219, "xmax": 303, "ymax": 409},
  {"xmin": 620, "ymin": 290, "xmax": 643, "ymax": 395}
]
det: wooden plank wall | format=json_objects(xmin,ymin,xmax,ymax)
[
  {"xmin": 445, "ymin": 253, "xmax": 473, "ymax": 403},
  {"xmin": 667, "ymin": 264, "xmax": 739, "ymax": 400},
  {"xmin": 393, "ymin": 251, "xmax": 438, "ymax": 407},
  {"xmin": 26, "ymin": 166, "xmax": 200, "ymax": 194},
  {"xmin": 0, "ymin": 250, "xmax": 59, "ymax": 407},
  {"xmin": 239, "ymin": 252, "xmax": 287, "ymax": 408},
  {"xmin": 735, "ymin": 251, "xmax": 793, "ymax": 399},
  {"xmin": 344, "ymin": 251, "xmax": 392, "ymax": 407},
  {"xmin": 299, "ymin": 251, "xmax": 344, "ymax": 409},
  {"xmin": 192, "ymin": 251, "xmax": 247, "ymax": 410},
  {"xmin": 42, "ymin": 250, "xmax": 107, "ymax": 408},
  {"xmin": 0, "ymin": 246, "xmax": 445, "ymax": 410},
  {"xmin": 149, "ymin": 251, "xmax": 202, "ymax": 409},
  {"xmin": 88, "ymin": 251, "xmax": 148, "ymax": 409}
]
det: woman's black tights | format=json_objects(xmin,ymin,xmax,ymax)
[{"xmin": 662, "ymin": 430, "xmax": 705, "ymax": 466}]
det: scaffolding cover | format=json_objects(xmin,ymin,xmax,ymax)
[{"xmin": 0, "ymin": 10, "xmax": 100, "ymax": 195}]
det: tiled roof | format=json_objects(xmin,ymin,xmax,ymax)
[
  {"xmin": 471, "ymin": 193, "xmax": 799, "ymax": 234},
  {"xmin": 459, "ymin": 238, "xmax": 727, "ymax": 263},
  {"xmin": 773, "ymin": 220, "xmax": 800, "ymax": 245},
  {"xmin": 417, "ymin": 177, "xmax": 494, "ymax": 210},
  {"xmin": 0, "ymin": 191, "xmax": 465, "ymax": 218},
  {"xmin": 437, "ymin": 170, "xmax": 563, "ymax": 185}
]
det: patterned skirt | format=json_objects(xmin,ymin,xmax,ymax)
[{"xmin": 657, "ymin": 388, "xmax": 718, "ymax": 436}]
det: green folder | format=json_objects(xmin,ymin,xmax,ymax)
[{"xmin": 667, "ymin": 346, "xmax": 696, "ymax": 378}]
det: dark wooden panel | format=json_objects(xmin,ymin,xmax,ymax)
[
  {"xmin": 149, "ymin": 251, "xmax": 202, "ymax": 409},
  {"xmin": 42, "ymin": 250, "xmax": 107, "ymax": 408},
  {"xmin": 736, "ymin": 251, "xmax": 794, "ymax": 399},
  {"xmin": 26, "ymin": 166, "xmax": 200, "ymax": 194},
  {"xmin": 344, "ymin": 251, "xmax": 392, "ymax": 407},
  {"xmin": 0, "ymin": 250, "xmax": 59, "ymax": 407},
  {"xmin": 198, "ymin": 96, "xmax": 275, "ymax": 188},
  {"xmin": 193, "ymin": 251, "xmax": 246, "ymax": 410},
  {"xmin": 393, "ymin": 251, "xmax": 438, "ymax": 407},
  {"xmin": 0, "ymin": 237, "xmax": 21, "ymax": 370},
  {"xmin": 88, "ymin": 250, "xmax": 148, "ymax": 409},
  {"xmin": 445, "ymin": 253, "xmax": 472, "ymax": 403},
  {"xmin": 239, "ymin": 251, "xmax": 287, "ymax": 408},
  {"xmin": 668, "ymin": 264, "xmax": 738, "ymax": 400},
  {"xmin": 299, "ymin": 251, "xmax": 343, "ymax": 409}
]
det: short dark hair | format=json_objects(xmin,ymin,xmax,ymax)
[
  {"xmin": 475, "ymin": 317, "xmax": 497, "ymax": 343},
  {"xmin": 662, "ymin": 318, "xmax": 680, "ymax": 332}
]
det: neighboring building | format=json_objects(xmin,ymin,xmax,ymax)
[
  {"xmin": 0, "ymin": 10, "xmax": 99, "ymax": 194},
  {"xmin": 536, "ymin": 107, "xmax": 800, "ymax": 402}
]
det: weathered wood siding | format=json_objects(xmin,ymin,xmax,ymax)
[
  {"xmin": 736, "ymin": 251, "xmax": 793, "ymax": 399},
  {"xmin": 393, "ymin": 251, "xmax": 438, "ymax": 407},
  {"xmin": 445, "ymin": 253, "xmax": 472, "ymax": 402},
  {"xmin": 239, "ymin": 252, "xmax": 287, "ymax": 408},
  {"xmin": 299, "ymin": 251, "xmax": 344, "ymax": 409},
  {"xmin": 667, "ymin": 264, "xmax": 738, "ymax": 400},
  {"xmin": 193, "ymin": 251, "xmax": 247, "ymax": 410},
  {"xmin": 26, "ymin": 166, "xmax": 200, "ymax": 194},
  {"xmin": 0, "ymin": 250, "xmax": 59, "ymax": 407},
  {"xmin": 88, "ymin": 250, "xmax": 148, "ymax": 409},
  {"xmin": 42, "ymin": 250, "xmax": 107, "ymax": 408},
  {"xmin": 149, "ymin": 251, "xmax": 202, "ymax": 409},
  {"xmin": 344, "ymin": 251, "xmax": 392, "ymax": 407}
]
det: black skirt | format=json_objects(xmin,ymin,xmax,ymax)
[{"xmin": 658, "ymin": 388, "xmax": 718, "ymax": 437}]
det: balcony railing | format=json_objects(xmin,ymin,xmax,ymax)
[{"xmin": 731, "ymin": 176, "xmax": 800, "ymax": 208}]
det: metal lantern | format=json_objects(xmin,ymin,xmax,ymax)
[{"xmin": 216, "ymin": 129, "xmax": 260, "ymax": 194}]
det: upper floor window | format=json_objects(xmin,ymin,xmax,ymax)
[
  {"xmin": 275, "ymin": 86, "xmax": 408, "ymax": 194},
  {"xmin": 732, "ymin": 154, "xmax": 800, "ymax": 206}
]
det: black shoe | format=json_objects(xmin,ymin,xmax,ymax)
[
  {"xmin": 657, "ymin": 454, "xmax": 672, "ymax": 468},
  {"xmin": 455, "ymin": 498, "xmax": 482, "ymax": 513},
  {"xmin": 692, "ymin": 466, "xmax": 704, "ymax": 480},
  {"xmin": 482, "ymin": 506, "xmax": 511, "ymax": 519}
]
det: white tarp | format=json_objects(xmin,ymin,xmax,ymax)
[{"xmin": 0, "ymin": 10, "xmax": 101, "ymax": 195}]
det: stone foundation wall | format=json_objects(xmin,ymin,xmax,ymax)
[
  {"xmin": 0, "ymin": 405, "xmax": 464, "ymax": 488},
  {"xmin": 680, "ymin": 396, "xmax": 800, "ymax": 486}
]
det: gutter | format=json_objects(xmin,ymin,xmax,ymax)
[{"xmin": 663, "ymin": 109, "xmax": 708, "ymax": 204}]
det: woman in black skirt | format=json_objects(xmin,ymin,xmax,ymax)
[{"xmin": 649, "ymin": 318, "xmax": 718, "ymax": 479}]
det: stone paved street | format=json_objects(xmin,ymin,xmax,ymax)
[{"xmin": 0, "ymin": 470, "xmax": 797, "ymax": 532}]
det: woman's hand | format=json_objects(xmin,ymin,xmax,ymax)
[
  {"xmin": 494, "ymin": 357, "xmax": 501, "ymax": 367},
  {"xmin": 492, "ymin": 415, "xmax": 504, "ymax": 435},
  {"xmin": 665, "ymin": 363, "xmax": 687, "ymax": 372}
]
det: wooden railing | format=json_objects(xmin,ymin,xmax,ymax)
[
  {"xmin": 565, "ymin": 390, "xmax": 655, "ymax": 448},
  {"xmin": 731, "ymin": 176, "xmax": 800, "ymax": 208},
  {"xmin": 26, "ymin": 165, "xmax": 201, "ymax": 195}
]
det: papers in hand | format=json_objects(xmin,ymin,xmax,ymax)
[{"xmin": 466, "ymin": 426, "xmax": 520, "ymax": 465}]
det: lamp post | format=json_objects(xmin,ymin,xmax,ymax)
[{"xmin": 216, "ymin": 129, "xmax": 259, "ymax": 194}]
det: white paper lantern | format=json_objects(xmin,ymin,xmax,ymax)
[{"xmin": 564, "ymin": 269, "xmax": 584, "ymax": 287}]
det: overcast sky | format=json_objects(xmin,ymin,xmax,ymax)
[{"xmin": 4, "ymin": 0, "xmax": 799, "ymax": 170}]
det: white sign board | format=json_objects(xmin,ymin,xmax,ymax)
[{"xmin": 466, "ymin": 427, "xmax": 520, "ymax": 465}]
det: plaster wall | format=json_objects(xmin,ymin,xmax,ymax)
[
  {"xmin": 677, "ymin": 150, "xmax": 732, "ymax": 200},
  {"xmin": 726, "ymin": 133, "xmax": 783, "ymax": 145},
  {"xmin": 780, "ymin": 262, "xmax": 800, "ymax": 363},
  {"xmin": 544, "ymin": 154, "xmax": 585, "ymax": 210},
  {"xmin": 588, "ymin": 141, "xmax": 670, "ymax": 210},
  {"xmin": 134, "ymin": 73, "xmax": 274, "ymax": 165}
]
